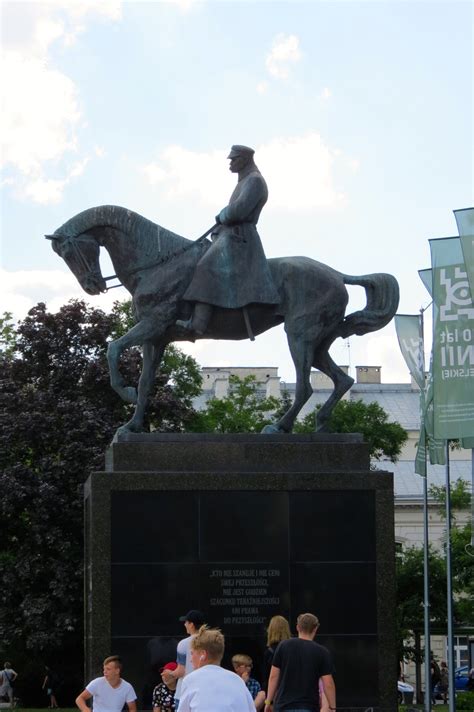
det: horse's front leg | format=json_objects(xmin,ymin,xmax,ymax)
[
  {"xmin": 107, "ymin": 318, "xmax": 158, "ymax": 403},
  {"xmin": 119, "ymin": 341, "xmax": 165, "ymax": 433}
]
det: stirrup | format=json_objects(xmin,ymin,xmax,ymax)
[{"xmin": 175, "ymin": 318, "xmax": 193, "ymax": 331}]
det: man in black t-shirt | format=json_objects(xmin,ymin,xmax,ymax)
[{"xmin": 265, "ymin": 613, "xmax": 336, "ymax": 712}]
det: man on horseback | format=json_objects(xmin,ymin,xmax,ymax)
[{"xmin": 176, "ymin": 145, "xmax": 279, "ymax": 335}]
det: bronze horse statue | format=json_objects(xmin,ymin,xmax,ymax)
[{"xmin": 47, "ymin": 205, "xmax": 399, "ymax": 435}]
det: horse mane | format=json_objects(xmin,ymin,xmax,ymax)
[{"xmin": 54, "ymin": 205, "xmax": 193, "ymax": 262}]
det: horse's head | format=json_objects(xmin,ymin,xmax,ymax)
[{"xmin": 46, "ymin": 231, "xmax": 107, "ymax": 295}]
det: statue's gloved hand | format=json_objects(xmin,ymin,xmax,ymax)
[{"xmin": 217, "ymin": 207, "xmax": 230, "ymax": 225}]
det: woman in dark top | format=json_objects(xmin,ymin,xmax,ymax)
[{"xmin": 263, "ymin": 615, "xmax": 291, "ymax": 690}]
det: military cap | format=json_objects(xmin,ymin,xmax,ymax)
[{"xmin": 227, "ymin": 145, "xmax": 255, "ymax": 159}]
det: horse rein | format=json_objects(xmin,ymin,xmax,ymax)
[{"xmin": 46, "ymin": 224, "xmax": 216, "ymax": 291}]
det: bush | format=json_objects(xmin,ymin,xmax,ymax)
[{"xmin": 457, "ymin": 691, "xmax": 474, "ymax": 710}]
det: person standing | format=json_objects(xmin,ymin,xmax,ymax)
[
  {"xmin": 168, "ymin": 610, "xmax": 205, "ymax": 710},
  {"xmin": 75, "ymin": 655, "xmax": 137, "ymax": 712},
  {"xmin": 0, "ymin": 662, "xmax": 18, "ymax": 708},
  {"xmin": 430, "ymin": 656, "xmax": 441, "ymax": 704},
  {"xmin": 265, "ymin": 613, "xmax": 336, "ymax": 712},
  {"xmin": 42, "ymin": 666, "xmax": 59, "ymax": 709},
  {"xmin": 263, "ymin": 616, "xmax": 291, "ymax": 690},
  {"xmin": 178, "ymin": 626, "xmax": 255, "ymax": 712},
  {"xmin": 438, "ymin": 661, "xmax": 448, "ymax": 704}
]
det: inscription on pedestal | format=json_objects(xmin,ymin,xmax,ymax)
[{"xmin": 207, "ymin": 565, "xmax": 284, "ymax": 627}]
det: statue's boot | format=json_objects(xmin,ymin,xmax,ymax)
[{"xmin": 176, "ymin": 302, "xmax": 212, "ymax": 336}]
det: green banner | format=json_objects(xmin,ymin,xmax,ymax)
[
  {"xmin": 454, "ymin": 207, "xmax": 474, "ymax": 305},
  {"xmin": 394, "ymin": 314, "xmax": 424, "ymax": 389},
  {"xmin": 419, "ymin": 268, "xmax": 433, "ymax": 297},
  {"xmin": 395, "ymin": 314, "xmax": 427, "ymax": 475},
  {"xmin": 430, "ymin": 236, "xmax": 474, "ymax": 439},
  {"xmin": 394, "ymin": 314, "xmax": 445, "ymax": 473}
]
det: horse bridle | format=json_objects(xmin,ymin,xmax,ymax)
[
  {"xmin": 46, "ymin": 233, "xmax": 105, "ymax": 285},
  {"xmin": 45, "ymin": 223, "xmax": 217, "ymax": 291}
]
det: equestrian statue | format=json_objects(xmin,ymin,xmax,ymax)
[{"xmin": 46, "ymin": 145, "xmax": 399, "ymax": 435}]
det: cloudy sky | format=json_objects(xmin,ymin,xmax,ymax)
[{"xmin": 1, "ymin": 0, "xmax": 472, "ymax": 383}]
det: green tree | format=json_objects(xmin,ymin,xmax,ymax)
[
  {"xmin": 396, "ymin": 545, "xmax": 448, "ymax": 660},
  {"xmin": 294, "ymin": 398, "xmax": 408, "ymax": 462},
  {"xmin": 0, "ymin": 300, "xmax": 201, "ymax": 686},
  {"xmin": 187, "ymin": 374, "xmax": 281, "ymax": 433},
  {"xmin": 0, "ymin": 311, "xmax": 17, "ymax": 357},
  {"xmin": 429, "ymin": 479, "xmax": 474, "ymax": 624}
]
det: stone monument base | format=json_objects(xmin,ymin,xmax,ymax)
[{"xmin": 85, "ymin": 432, "xmax": 396, "ymax": 710}]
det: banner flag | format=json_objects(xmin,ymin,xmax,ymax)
[
  {"xmin": 419, "ymin": 268, "xmax": 433, "ymax": 297},
  {"xmin": 429, "ymin": 236, "xmax": 474, "ymax": 439},
  {"xmin": 424, "ymin": 353, "xmax": 446, "ymax": 466},
  {"xmin": 395, "ymin": 315, "xmax": 424, "ymax": 389},
  {"xmin": 454, "ymin": 207, "xmax": 474, "ymax": 305},
  {"xmin": 394, "ymin": 314, "xmax": 445, "ymax": 473},
  {"xmin": 395, "ymin": 314, "xmax": 426, "ymax": 474}
]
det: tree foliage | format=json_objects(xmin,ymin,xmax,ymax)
[
  {"xmin": 396, "ymin": 545, "xmax": 447, "ymax": 660},
  {"xmin": 429, "ymin": 479, "xmax": 474, "ymax": 623},
  {"xmin": 0, "ymin": 300, "xmax": 201, "ymax": 661},
  {"xmin": 396, "ymin": 479, "xmax": 473, "ymax": 662},
  {"xmin": 187, "ymin": 375, "xmax": 281, "ymax": 433},
  {"xmin": 294, "ymin": 398, "xmax": 408, "ymax": 462}
]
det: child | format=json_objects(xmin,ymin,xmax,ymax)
[
  {"xmin": 231, "ymin": 654, "xmax": 265, "ymax": 711},
  {"xmin": 152, "ymin": 662, "xmax": 178, "ymax": 712}
]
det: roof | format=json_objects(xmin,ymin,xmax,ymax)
[{"xmin": 376, "ymin": 459, "xmax": 472, "ymax": 499}]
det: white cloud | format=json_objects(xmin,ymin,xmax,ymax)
[
  {"xmin": 1, "ymin": 52, "xmax": 81, "ymax": 176},
  {"xmin": 0, "ymin": 268, "xmax": 127, "ymax": 321},
  {"xmin": 265, "ymin": 33, "xmax": 301, "ymax": 80},
  {"xmin": 167, "ymin": 0, "xmax": 199, "ymax": 12},
  {"xmin": 140, "ymin": 134, "xmax": 349, "ymax": 213},
  {"xmin": 258, "ymin": 134, "xmax": 345, "ymax": 210},
  {"xmin": 23, "ymin": 177, "xmax": 68, "ymax": 205},
  {"xmin": 1, "ymin": 2, "xmax": 122, "ymax": 203},
  {"xmin": 141, "ymin": 146, "xmax": 233, "ymax": 206},
  {"xmin": 362, "ymin": 327, "xmax": 411, "ymax": 384},
  {"xmin": 256, "ymin": 80, "xmax": 269, "ymax": 94}
]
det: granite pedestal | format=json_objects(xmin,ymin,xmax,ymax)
[{"xmin": 84, "ymin": 432, "xmax": 396, "ymax": 710}]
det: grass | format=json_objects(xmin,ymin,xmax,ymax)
[{"xmin": 400, "ymin": 707, "xmax": 448, "ymax": 711}]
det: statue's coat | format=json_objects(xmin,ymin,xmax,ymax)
[{"xmin": 183, "ymin": 169, "xmax": 279, "ymax": 308}]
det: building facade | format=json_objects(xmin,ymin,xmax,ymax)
[{"xmin": 193, "ymin": 364, "xmax": 473, "ymax": 685}]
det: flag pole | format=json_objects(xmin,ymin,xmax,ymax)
[
  {"xmin": 420, "ymin": 307, "xmax": 432, "ymax": 712},
  {"xmin": 445, "ymin": 442, "xmax": 455, "ymax": 712}
]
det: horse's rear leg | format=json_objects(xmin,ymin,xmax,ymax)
[
  {"xmin": 262, "ymin": 331, "xmax": 314, "ymax": 433},
  {"xmin": 313, "ymin": 348, "xmax": 354, "ymax": 431}
]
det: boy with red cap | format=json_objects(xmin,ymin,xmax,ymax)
[{"xmin": 152, "ymin": 662, "xmax": 177, "ymax": 712}]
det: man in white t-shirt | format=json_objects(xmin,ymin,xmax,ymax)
[
  {"xmin": 75, "ymin": 655, "xmax": 137, "ymax": 712},
  {"xmin": 168, "ymin": 609, "xmax": 205, "ymax": 709},
  {"xmin": 178, "ymin": 626, "xmax": 255, "ymax": 712}
]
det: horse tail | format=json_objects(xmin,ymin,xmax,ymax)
[{"xmin": 339, "ymin": 272, "xmax": 399, "ymax": 338}]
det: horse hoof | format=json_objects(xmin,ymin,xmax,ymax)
[
  {"xmin": 114, "ymin": 421, "xmax": 145, "ymax": 439},
  {"xmin": 261, "ymin": 423, "xmax": 283, "ymax": 434}
]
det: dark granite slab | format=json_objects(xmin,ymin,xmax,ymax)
[{"xmin": 85, "ymin": 435, "xmax": 397, "ymax": 711}]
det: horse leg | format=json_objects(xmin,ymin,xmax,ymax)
[
  {"xmin": 107, "ymin": 318, "xmax": 161, "ymax": 403},
  {"xmin": 262, "ymin": 330, "xmax": 314, "ymax": 433},
  {"xmin": 313, "ymin": 348, "xmax": 354, "ymax": 431},
  {"xmin": 117, "ymin": 341, "xmax": 165, "ymax": 433}
]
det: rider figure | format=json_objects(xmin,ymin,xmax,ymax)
[{"xmin": 176, "ymin": 145, "xmax": 279, "ymax": 335}]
